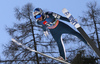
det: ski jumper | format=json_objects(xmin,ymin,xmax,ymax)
[{"xmin": 36, "ymin": 12, "xmax": 87, "ymax": 60}]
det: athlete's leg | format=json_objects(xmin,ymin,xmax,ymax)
[
  {"xmin": 70, "ymin": 30, "xmax": 87, "ymax": 45},
  {"xmin": 50, "ymin": 29, "xmax": 66, "ymax": 60},
  {"xmin": 53, "ymin": 34, "xmax": 66, "ymax": 60},
  {"xmin": 59, "ymin": 22, "xmax": 87, "ymax": 45}
]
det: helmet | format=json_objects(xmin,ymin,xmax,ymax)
[{"xmin": 33, "ymin": 8, "xmax": 44, "ymax": 19}]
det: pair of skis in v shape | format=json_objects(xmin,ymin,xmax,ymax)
[{"xmin": 12, "ymin": 8, "xmax": 100, "ymax": 64}]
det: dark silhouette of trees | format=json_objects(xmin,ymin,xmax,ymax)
[
  {"xmin": 72, "ymin": 1, "xmax": 100, "ymax": 64},
  {"xmin": 2, "ymin": 3, "xmax": 73, "ymax": 64},
  {"xmin": 2, "ymin": 1, "xmax": 100, "ymax": 64},
  {"xmin": 80, "ymin": 2, "xmax": 100, "ymax": 49},
  {"xmin": 2, "ymin": 3, "xmax": 59, "ymax": 64}
]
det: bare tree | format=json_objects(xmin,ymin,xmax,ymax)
[
  {"xmin": 2, "ymin": 3, "xmax": 59, "ymax": 64},
  {"xmin": 78, "ymin": 1, "xmax": 100, "ymax": 63},
  {"xmin": 80, "ymin": 2, "xmax": 100, "ymax": 50}
]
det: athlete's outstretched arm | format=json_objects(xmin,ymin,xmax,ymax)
[{"xmin": 51, "ymin": 12, "xmax": 70, "ymax": 22}]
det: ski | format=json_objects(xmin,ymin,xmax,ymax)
[
  {"xmin": 11, "ymin": 38, "xmax": 71, "ymax": 64},
  {"xmin": 62, "ymin": 8, "xmax": 100, "ymax": 58}
]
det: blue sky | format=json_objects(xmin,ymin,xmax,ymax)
[{"xmin": 0, "ymin": 0, "xmax": 100, "ymax": 60}]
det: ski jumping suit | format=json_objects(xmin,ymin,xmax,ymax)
[{"xmin": 36, "ymin": 12, "xmax": 87, "ymax": 60}]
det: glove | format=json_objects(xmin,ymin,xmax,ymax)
[
  {"xmin": 52, "ymin": 13, "xmax": 61, "ymax": 19},
  {"xmin": 44, "ymin": 31, "xmax": 49, "ymax": 37}
]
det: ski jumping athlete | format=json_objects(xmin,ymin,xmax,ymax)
[{"xmin": 33, "ymin": 8, "xmax": 87, "ymax": 60}]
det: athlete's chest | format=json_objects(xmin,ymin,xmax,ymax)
[{"xmin": 39, "ymin": 15, "xmax": 55, "ymax": 26}]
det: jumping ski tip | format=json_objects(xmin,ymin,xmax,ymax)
[
  {"xmin": 62, "ymin": 8, "xmax": 68, "ymax": 13},
  {"xmin": 62, "ymin": 8, "xmax": 81, "ymax": 28},
  {"xmin": 62, "ymin": 8, "xmax": 71, "ymax": 18},
  {"xmin": 11, "ymin": 38, "xmax": 22, "ymax": 45}
]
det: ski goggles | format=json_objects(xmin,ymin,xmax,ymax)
[{"xmin": 35, "ymin": 14, "xmax": 42, "ymax": 19}]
